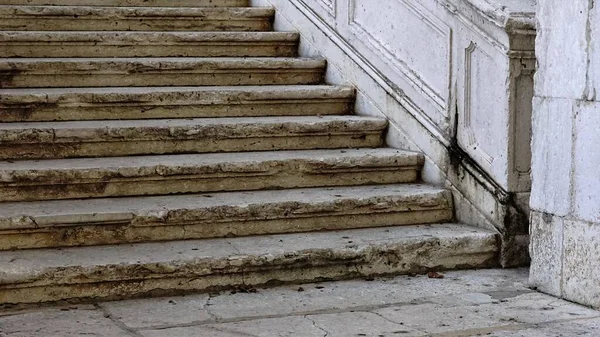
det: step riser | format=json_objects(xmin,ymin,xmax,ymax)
[
  {"xmin": 0, "ymin": 168, "xmax": 419, "ymax": 202},
  {"xmin": 0, "ymin": 0, "xmax": 249, "ymax": 6},
  {"xmin": 0, "ymin": 134, "xmax": 384, "ymax": 160},
  {"xmin": 0, "ymin": 19, "xmax": 272, "ymax": 32},
  {"xmin": 0, "ymin": 45, "xmax": 297, "ymax": 58},
  {"xmin": 0, "ymin": 229, "xmax": 497, "ymax": 304},
  {"xmin": 1, "ymin": 210, "xmax": 453, "ymax": 250},
  {"xmin": 1, "ymin": 101, "xmax": 353, "ymax": 122},
  {"xmin": 1, "ymin": 72, "xmax": 324, "ymax": 88}
]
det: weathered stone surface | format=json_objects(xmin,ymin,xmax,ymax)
[
  {"xmin": 0, "ymin": 184, "xmax": 453, "ymax": 249},
  {"xmin": 0, "ymin": 307, "xmax": 130, "ymax": 336},
  {"xmin": 0, "ymin": 31, "xmax": 299, "ymax": 58},
  {"xmin": 530, "ymin": 0, "xmax": 600, "ymax": 309},
  {"xmin": 0, "ymin": 149, "xmax": 424, "ymax": 202},
  {"xmin": 0, "ymin": 224, "xmax": 498, "ymax": 304},
  {"xmin": 0, "ymin": 57, "xmax": 325, "ymax": 88},
  {"xmin": 528, "ymin": 211, "xmax": 564, "ymax": 297},
  {"xmin": 0, "ymin": 115, "xmax": 385, "ymax": 159},
  {"xmin": 0, "ymin": 85, "xmax": 355, "ymax": 122},
  {"xmin": 262, "ymin": 0, "xmax": 535, "ymax": 267},
  {"xmin": 102, "ymin": 295, "xmax": 213, "ymax": 329},
  {"xmin": 573, "ymin": 102, "xmax": 600, "ymax": 222},
  {"xmin": 0, "ymin": 0, "xmax": 248, "ymax": 6},
  {"xmin": 3, "ymin": 269, "xmax": 600, "ymax": 337},
  {"xmin": 530, "ymin": 97, "xmax": 574, "ymax": 216},
  {"xmin": 0, "ymin": 6, "xmax": 274, "ymax": 32}
]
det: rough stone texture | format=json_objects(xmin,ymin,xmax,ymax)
[
  {"xmin": 0, "ymin": 116, "xmax": 385, "ymax": 159},
  {"xmin": 530, "ymin": 0, "xmax": 600, "ymax": 308},
  {"xmin": 261, "ymin": 0, "xmax": 535, "ymax": 267},
  {"xmin": 2, "ymin": 269, "xmax": 599, "ymax": 337},
  {"xmin": 0, "ymin": 6, "xmax": 274, "ymax": 32},
  {"xmin": 0, "ymin": 31, "xmax": 299, "ymax": 58},
  {"xmin": 0, "ymin": 57, "xmax": 326, "ymax": 88},
  {"xmin": 0, "ymin": 148, "xmax": 423, "ymax": 202},
  {"xmin": 0, "ymin": 0, "xmax": 503, "ymax": 308},
  {"xmin": 0, "ymin": 184, "xmax": 453, "ymax": 249},
  {"xmin": 529, "ymin": 97, "xmax": 574, "ymax": 216},
  {"xmin": 0, "ymin": 224, "xmax": 498, "ymax": 304},
  {"xmin": 1, "ymin": 0, "xmax": 248, "ymax": 6},
  {"xmin": 0, "ymin": 85, "xmax": 355, "ymax": 122}
]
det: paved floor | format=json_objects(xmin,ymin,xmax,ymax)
[{"xmin": 0, "ymin": 268, "xmax": 599, "ymax": 337}]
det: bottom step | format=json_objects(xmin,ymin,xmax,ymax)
[{"xmin": 0, "ymin": 224, "xmax": 498, "ymax": 304}]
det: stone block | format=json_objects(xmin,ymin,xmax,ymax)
[
  {"xmin": 562, "ymin": 218, "xmax": 600, "ymax": 308},
  {"xmin": 101, "ymin": 294, "xmax": 212, "ymax": 329},
  {"xmin": 535, "ymin": 0, "xmax": 589, "ymax": 99},
  {"xmin": 530, "ymin": 97, "xmax": 574, "ymax": 215},
  {"xmin": 528, "ymin": 211, "xmax": 564, "ymax": 297},
  {"xmin": 573, "ymin": 102, "xmax": 600, "ymax": 222},
  {"xmin": 0, "ymin": 308, "xmax": 128, "ymax": 337},
  {"xmin": 308, "ymin": 311, "xmax": 424, "ymax": 337}
]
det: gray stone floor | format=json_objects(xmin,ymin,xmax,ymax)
[{"xmin": 1, "ymin": 268, "xmax": 599, "ymax": 337}]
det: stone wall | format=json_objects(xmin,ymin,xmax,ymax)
[
  {"xmin": 529, "ymin": 0, "xmax": 600, "ymax": 308},
  {"xmin": 252, "ymin": 0, "xmax": 536, "ymax": 266}
]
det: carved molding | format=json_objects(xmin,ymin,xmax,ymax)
[
  {"xmin": 462, "ymin": 41, "xmax": 494, "ymax": 168},
  {"xmin": 347, "ymin": 0, "xmax": 452, "ymax": 114},
  {"xmin": 317, "ymin": 0, "xmax": 335, "ymax": 16}
]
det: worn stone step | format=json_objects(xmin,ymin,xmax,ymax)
[
  {"xmin": 0, "ymin": 0, "xmax": 248, "ymax": 6},
  {"xmin": 0, "ymin": 85, "xmax": 355, "ymax": 122},
  {"xmin": 0, "ymin": 57, "xmax": 325, "ymax": 88},
  {"xmin": 0, "ymin": 184, "xmax": 454, "ymax": 250},
  {"xmin": 0, "ymin": 116, "xmax": 387, "ymax": 159},
  {"xmin": 0, "ymin": 6, "xmax": 274, "ymax": 31},
  {"xmin": 0, "ymin": 148, "xmax": 423, "ymax": 202},
  {"xmin": 0, "ymin": 31, "xmax": 298, "ymax": 58},
  {"xmin": 0, "ymin": 223, "xmax": 498, "ymax": 304}
]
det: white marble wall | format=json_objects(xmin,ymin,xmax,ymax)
[
  {"xmin": 255, "ymin": 0, "xmax": 536, "ymax": 265},
  {"xmin": 530, "ymin": 0, "xmax": 600, "ymax": 308}
]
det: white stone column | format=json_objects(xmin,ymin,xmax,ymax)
[{"xmin": 530, "ymin": 0, "xmax": 600, "ymax": 308}]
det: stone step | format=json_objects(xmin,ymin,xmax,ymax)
[
  {"xmin": 0, "ymin": 57, "xmax": 325, "ymax": 88},
  {"xmin": 0, "ymin": 223, "xmax": 498, "ymax": 304},
  {"xmin": 0, "ymin": 0, "xmax": 248, "ymax": 6},
  {"xmin": 0, "ymin": 31, "xmax": 298, "ymax": 58},
  {"xmin": 0, "ymin": 85, "xmax": 355, "ymax": 122},
  {"xmin": 0, "ymin": 148, "xmax": 423, "ymax": 202},
  {"xmin": 0, "ymin": 116, "xmax": 387, "ymax": 159},
  {"xmin": 0, "ymin": 6, "xmax": 274, "ymax": 32},
  {"xmin": 0, "ymin": 184, "xmax": 453, "ymax": 250}
]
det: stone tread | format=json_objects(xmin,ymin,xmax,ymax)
[
  {"xmin": 0, "ymin": 115, "xmax": 383, "ymax": 142},
  {"xmin": 0, "ymin": 0, "xmax": 248, "ymax": 6},
  {"xmin": 0, "ymin": 31, "xmax": 299, "ymax": 57},
  {"xmin": 0, "ymin": 148, "xmax": 424, "ymax": 201},
  {"xmin": 0, "ymin": 184, "xmax": 455, "ymax": 249},
  {"xmin": 0, "ymin": 85, "xmax": 356, "ymax": 122},
  {"xmin": 0, "ymin": 115, "xmax": 386, "ymax": 143},
  {"xmin": 0, "ymin": 116, "xmax": 386, "ymax": 159},
  {"xmin": 0, "ymin": 6, "xmax": 273, "ymax": 19},
  {"xmin": 0, "ymin": 6, "xmax": 274, "ymax": 32},
  {"xmin": 0, "ymin": 184, "xmax": 451, "ymax": 230},
  {"xmin": 0, "ymin": 31, "xmax": 298, "ymax": 43},
  {"xmin": 0, "ymin": 148, "xmax": 422, "ymax": 180},
  {"xmin": 0, "ymin": 223, "xmax": 499, "ymax": 304},
  {"xmin": 0, "ymin": 57, "xmax": 326, "ymax": 88}
]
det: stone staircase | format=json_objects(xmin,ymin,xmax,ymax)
[{"xmin": 0, "ymin": 0, "xmax": 498, "ymax": 305}]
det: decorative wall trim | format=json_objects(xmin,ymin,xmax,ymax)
[
  {"xmin": 289, "ymin": 0, "xmax": 453, "ymax": 145},
  {"xmin": 462, "ymin": 41, "xmax": 494, "ymax": 169},
  {"xmin": 347, "ymin": 0, "xmax": 452, "ymax": 113}
]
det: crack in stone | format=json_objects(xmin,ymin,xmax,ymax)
[
  {"xmin": 304, "ymin": 315, "xmax": 329, "ymax": 337},
  {"xmin": 94, "ymin": 304, "xmax": 144, "ymax": 337}
]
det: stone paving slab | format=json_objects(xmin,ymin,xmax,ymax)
[{"xmin": 1, "ymin": 268, "xmax": 599, "ymax": 337}]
